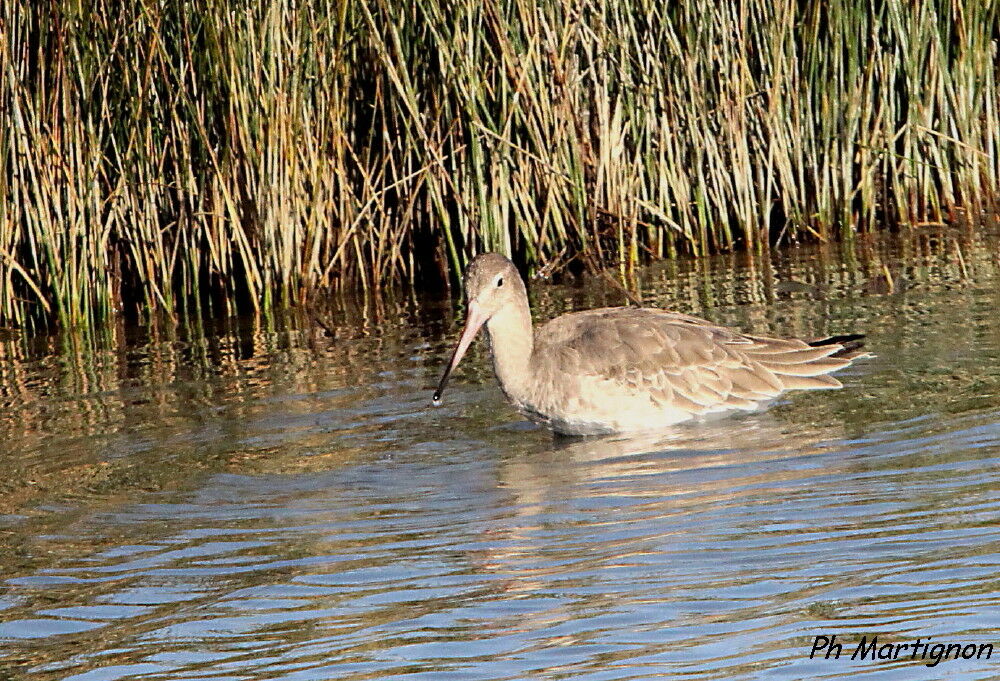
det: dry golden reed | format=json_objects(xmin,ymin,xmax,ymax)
[{"xmin": 1, "ymin": 0, "xmax": 997, "ymax": 329}]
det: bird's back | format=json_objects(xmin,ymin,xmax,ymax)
[{"xmin": 514, "ymin": 307, "xmax": 864, "ymax": 434}]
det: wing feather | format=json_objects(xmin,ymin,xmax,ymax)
[{"xmin": 534, "ymin": 307, "xmax": 860, "ymax": 417}]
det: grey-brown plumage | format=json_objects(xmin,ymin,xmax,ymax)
[{"xmin": 433, "ymin": 253, "xmax": 868, "ymax": 435}]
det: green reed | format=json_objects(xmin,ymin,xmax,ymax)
[{"xmin": 1, "ymin": 0, "xmax": 997, "ymax": 329}]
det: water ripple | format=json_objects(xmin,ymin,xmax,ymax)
[{"xmin": 3, "ymin": 238, "xmax": 1000, "ymax": 679}]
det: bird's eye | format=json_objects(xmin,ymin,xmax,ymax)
[{"xmin": 497, "ymin": 277, "xmax": 504, "ymax": 288}]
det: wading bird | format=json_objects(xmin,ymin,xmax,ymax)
[{"xmin": 433, "ymin": 253, "xmax": 867, "ymax": 435}]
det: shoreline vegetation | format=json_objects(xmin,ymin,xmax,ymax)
[{"xmin": 1, "ymin": 0, "xmax": 998, "ymax": 331}]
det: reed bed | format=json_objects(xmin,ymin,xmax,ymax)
[{"xmin": 1, "ymin": 0, "xmax": 997, "ymax": 329}]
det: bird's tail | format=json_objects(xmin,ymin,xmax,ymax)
[{"xmin": 806, "ymin": 333, "xmax": 871, "ymax": 360}]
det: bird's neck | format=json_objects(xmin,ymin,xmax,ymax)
[{"xmin": 484, "ymin": 296, "xmax": 534, "ymax": 401}]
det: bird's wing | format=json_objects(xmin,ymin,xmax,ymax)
[{"xmin": 535, "ymin": 308, "xmax": 853, "ymax": 414}]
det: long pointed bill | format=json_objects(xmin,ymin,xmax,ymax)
[{"xmin": 433, "ymin": 301, "xmax": 488, "ymax": 405}]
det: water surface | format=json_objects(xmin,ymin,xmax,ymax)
[{"xmin": 1, "ymin": 231, "xmax": 998, "ymax": 680}]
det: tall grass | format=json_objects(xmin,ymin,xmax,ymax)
[{"xmin": 1, "ymin": 0, "xmax": 997, "ymax": 329}]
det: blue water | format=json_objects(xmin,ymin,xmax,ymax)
[{"xmin": 1, "ymin": 235, "xmax": 998, "ymax": 680}]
